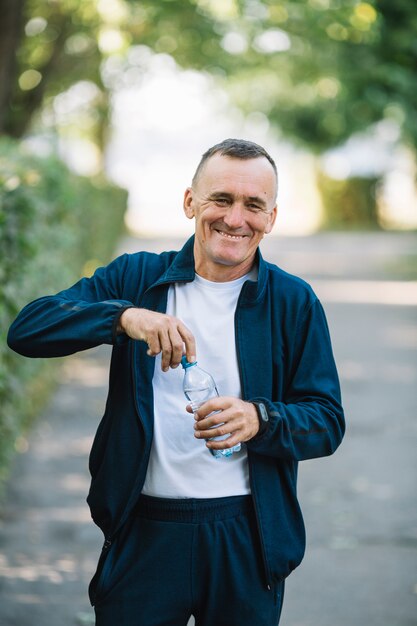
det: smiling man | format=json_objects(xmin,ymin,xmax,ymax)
[
  {"xmin": 8, "ymin": 138, "xmax": 345, "ymax": 626},
  {"xmin": 183, "ymin": 149, "xmax": 277, "ymax": 281}
]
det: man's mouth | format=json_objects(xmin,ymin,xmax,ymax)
[{"xmin": 215, "ymin": 229, "xmax": 247, "ymax": 240}]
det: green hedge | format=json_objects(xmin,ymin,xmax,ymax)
[
  {"xmin": 317, "ymin": 172, "xmax": 381, "ymax": 229},
  {"xmin": 0, "ymin": 138, "xmax": 127, "ymax": 489}
]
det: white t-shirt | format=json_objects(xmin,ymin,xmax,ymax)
[{"xmin": 141, "ymin": 272, "xmax": 253, "ymax": 498}]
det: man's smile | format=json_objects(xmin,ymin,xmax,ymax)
[{"xmin": 214, "ymin": 228, "xmax": 248, "ymax": 240}]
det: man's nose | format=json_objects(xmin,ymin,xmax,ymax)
[{"xmin": 223, "ymin": 202, "xmax": 245, "ymax": 228}]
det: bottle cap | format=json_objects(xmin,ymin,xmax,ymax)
[{"xmin": 181, "ymin": 355, "xmax": 197, "ymax": 369}]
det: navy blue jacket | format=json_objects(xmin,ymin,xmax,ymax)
[{"xmin": 7, "ymin": 236, "xmax": 345, "ymax": 597}]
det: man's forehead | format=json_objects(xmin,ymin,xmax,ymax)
[
  {"xmin": 197, "ymin": 154, "xmax": 277, "ymax": 198},
  {"xmin": 199, "ymin": 154, "xmax": 276, "ymax": 184}
]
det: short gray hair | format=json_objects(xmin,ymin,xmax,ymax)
[{"xmin": 192, "ymin": 138, "xmax": 278, "ymax": 189}]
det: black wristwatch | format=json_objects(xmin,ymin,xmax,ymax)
[{"xmin": 252, "ymin": 402, "xmax": 269, "ymax": 438}]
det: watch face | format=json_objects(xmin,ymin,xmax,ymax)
[
  {"xmin": 258, "ymin": 403, "xmax": 269, "ymax": 422},
  {"xmin": 255, "ymin": 403, "xmax": 269, "ymax": 425}
]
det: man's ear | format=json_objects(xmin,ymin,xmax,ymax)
[
  {"xmin": 264, "ymin": 205, "xmax": 278, "ymax": 234},
  {"xmin": 183, "ymin": 188, "xmax": 194, "ymax": 219}
]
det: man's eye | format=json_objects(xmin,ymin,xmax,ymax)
[
  {"xmin": 214, "ymin": 198, "xmax": 229, "ymax": 205},
  {"xmin": 247, "ymin": 204, "xmax": 262, "ymax": 212}
]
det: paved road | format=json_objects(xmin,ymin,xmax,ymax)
[{"xmin": 0, "ymin": 232, "xmax": 416, "ymax": 625}]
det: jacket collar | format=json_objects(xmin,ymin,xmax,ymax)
[{"xmin": 153, "ymin": 235, "xmax": 269, "ymax": 306}]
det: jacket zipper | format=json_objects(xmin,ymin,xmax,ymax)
[{"xmin": 235, "ymin": 299, "xmax": 272, "ymax": 591}]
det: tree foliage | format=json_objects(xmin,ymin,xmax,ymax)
[
  {"xmin": 0, "ymin": 0, "xmax": 416, "ymax": 153},
  {"xmin": 0, "ymin": 0, "xmax": 226, "ymax": 140},
  {"xmin": 224, "ymin": 0, "xmax": 417, "ymax": 152}
]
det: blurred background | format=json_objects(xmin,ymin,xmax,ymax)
[{"xmin": 0, "ymin": 1, "xmax": 416, "ymax": 625}]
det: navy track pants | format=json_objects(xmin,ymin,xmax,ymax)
[{"xmin": 93, "ymin": 495, "xmax": 284, "ymax": 626}]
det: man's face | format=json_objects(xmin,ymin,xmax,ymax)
[{"xmin": 183, "ymin": 154, "xmax": 277, "ymax": 281}]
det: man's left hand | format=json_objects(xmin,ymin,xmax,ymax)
[{"xmin": 186, "ymin": 397, "xmax": 260, "ymax": 450}]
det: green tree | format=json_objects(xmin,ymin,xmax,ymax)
[
  {"xmin": 224, "ymin": 0, "xmax": 417, "ymax": 153},
  {"xmin": 1, "ymin": 0, "xmax": 415, "ymax": 155},
  {"xmin": 0, "ymin": 0, "xmax": 229, "ymax": 141}
]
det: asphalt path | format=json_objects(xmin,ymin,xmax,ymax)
[{"xmin": 0, "ymin": 232, "xmax": 416, "ymax": 625}]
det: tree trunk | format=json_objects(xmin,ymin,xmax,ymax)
[
  {"xmin": 0, "ymin": 0, "xmax": 25, "ymax": 135},
  {"xmin": 3, "ymin": 9, "xmax": 72, "ymax": 139}
]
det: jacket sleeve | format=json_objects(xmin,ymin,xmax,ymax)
[
  {"xmin": 7, "ymin": 254, "xmax": 135, "ymax": 358},
  {"xmin": 247, "ymin": 299, "xmax": 345, "ymax": 461}
]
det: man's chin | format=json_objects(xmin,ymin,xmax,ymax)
[{"xmin": 211, "ymin": 251, "xmax": 249, "ymax": 268}]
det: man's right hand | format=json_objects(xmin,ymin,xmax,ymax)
[{"xmin": 119, "ymin": 308, "xmax": 196, "ymax": 372}]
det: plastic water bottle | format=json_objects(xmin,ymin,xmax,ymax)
[{"xmin": 181, "ymin": 356, "xmax": 241, "ymax": 459}]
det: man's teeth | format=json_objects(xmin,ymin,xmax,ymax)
[{"xmin": 218, "ymin": 231, "xmax": 244, "ymax": 240}]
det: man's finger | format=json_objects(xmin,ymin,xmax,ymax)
[
  {"xmin": 168, "ymin": 328, "xmax": 185, "ymax": 368},
  {"xmin": 178, "ymin": 323, "xmax": 196, "ymax": 364},
  {"xmin": 193, "ymin": 397, "xmax": 224, "ymax": 419},
  {"xmin": 159, "ymin": 329, "xmax": 173, "ymax": 371},
  {"xmin": 146, "ymin": 331, "xmax": 161, "ymax": 357},
  {"xmin": 206, "ymin": 433, "xmax": 241, "ymax": 450}
]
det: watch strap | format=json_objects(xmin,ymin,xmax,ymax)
[{"xmin": 252, "ymin": 402, "xmax": 269, "ymax": 438}]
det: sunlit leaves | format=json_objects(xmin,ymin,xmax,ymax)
[
  {"xmin": 2, "ymin": 0, "xmax": 416, "ymax": 155},
  {"xmin": 18, "ymin": 69, "xmax": 42, "ymax": 91},
  {"xmin": 25, "ymin": 17, "xmax": 47, "ymax": 37},
  {"xmin": 193, "ymin": 0, "xmax": 239, "ymax": 20}
]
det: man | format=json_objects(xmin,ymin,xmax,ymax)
[{"xmin": 7, "ymin": 138, "xmax": 345, "ymax": 626}]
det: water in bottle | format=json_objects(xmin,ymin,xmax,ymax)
[{"xmin": 181, "ymin": 356, "xmax": 241, "ymax": 459}]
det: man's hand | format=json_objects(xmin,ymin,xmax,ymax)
[
  {"xmin": 119, "ymin": 308, "xmax": 196, "ymax": 371},
  {"xmin": 187, "ymin": 397, "xmax": 260, "ymax": 449}
]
